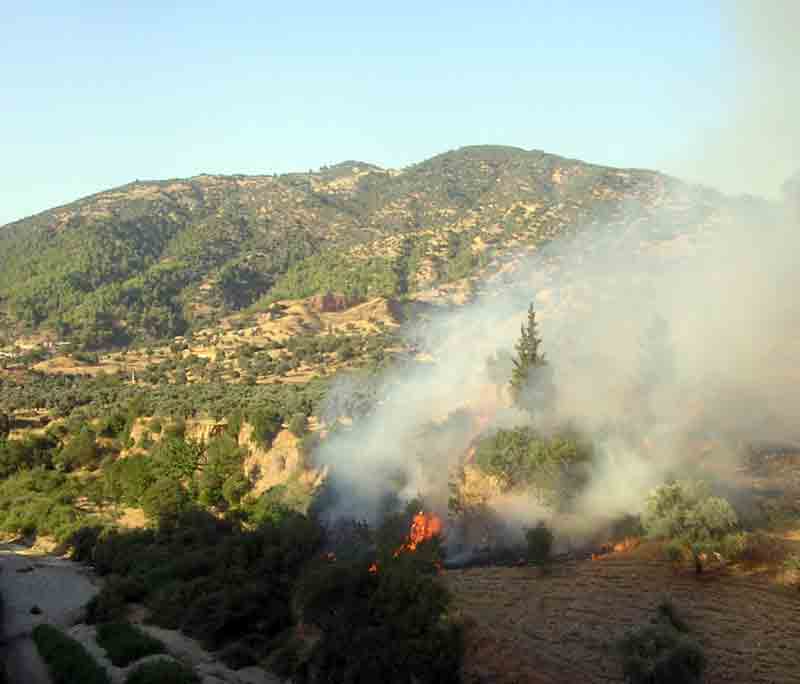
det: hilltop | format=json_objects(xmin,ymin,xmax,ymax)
[{"xmin": 0, "ymin": 145, "xmax": 734, "ymax": 352}]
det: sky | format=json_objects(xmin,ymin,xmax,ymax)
[{"xmin": 1, "ymin": 1, "xmax": 793, "ymax": 226}]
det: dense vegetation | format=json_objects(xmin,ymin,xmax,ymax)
[
  {"xmin": 95, "ymin": 622, "xmax": 166, "ymax": 667},
  {"xmin": 65, "ymin": 498, "xmax": 460, "ymax": 684},
  {"xmin": 473, "ymin": 427, "xmax": 593, "ymax": 506},
  {"xmin": 0, "ymin": 146, "xmax": 722, "ymax": 348},
  {"xmin": 32, "ymin": 624, "xmax": 110, "ymax": 684}
]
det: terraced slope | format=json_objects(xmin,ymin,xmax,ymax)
[{"xmin": 446, "ymin": 551, "xmax": 800, "ymax": 684}]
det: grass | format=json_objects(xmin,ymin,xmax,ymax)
[
  {"xmin": 32, "ymin": 623, "xmax": 110, "ymax": 684},
  {"xmin": 96, "ymin": 622, "xmax": 166, "ymax": 667},
  {"xmin": 125, "ymin": 659, "xmax": 199, "ymax": 684}
]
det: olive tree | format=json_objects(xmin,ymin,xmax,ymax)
[{"xmin": 642, "ymin": 480, "xmax": 739, "ymax": 573}]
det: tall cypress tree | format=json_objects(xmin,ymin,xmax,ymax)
[{"xmin": 509, "ymin": 304, "xmax": 548, "ymax": 411}]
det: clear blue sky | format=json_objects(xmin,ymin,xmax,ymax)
[{"xmin": 1, "ymin": 1, "xmax": 731, "ymax": 225}]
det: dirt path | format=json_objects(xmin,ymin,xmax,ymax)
[
  {"xmin": 446, "ymin": 556, "xmax": 800, "ymax": 684},
  {"xmin": 0, "ymin": 543, "xmax": 99, "ymax": 684}
]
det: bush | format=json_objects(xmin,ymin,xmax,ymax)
[
  {"xmin": 288, "ymin": 413, "xmax": 309, "ymax": 437},
  {"xmin": 473, "ymin": 427, "xmax": 593, "ymax": 505},
  {"xmin": 525, "ymin": 522, "xmax": 554, "ymax": 565},
  {"xmin": 56, "ymin": 426, "xmax": 100, "ymax": 471},
  {"xmin": 141, "ymin": 479, "xmax": 193, "ymax": 526},
  {"xmin": 0, "ymin": 434, "xmax": 58, "ymax": 477},
  {"xmin": 643, "ymin": 480, "xmax": 738, "ymax": 573},
  {"xmin": 249, "ymin": 407, "xmax": 283, "ymax": 448},
  {"xmin": 617, "ymin": 601, "xmax": 705, "ymax": 684},
  {"xmin": 296, "ymin": 560, "xmax": 462, "ymax": 683},
  {"xmin": 125, "ymin": 660, "xmax": 198, "ymax": 684},
  {"xmin": 163, "ymin": 418, "xmax": 186, "ymax": 440},
  {"xmin": 196, "ymin": 434, "xmax": 246, "ymax": 508},
  {"xmin": 32, "ymin": 623, "xmax": 111, "ymax": 684},
  {"xmin": 96, "ymin": 622, "xmax": 166, "ymax": 667}
]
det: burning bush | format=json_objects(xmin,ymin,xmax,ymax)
[{"xmin": 376, "ymin": 504, "xmax": 445, "ymax": 574}]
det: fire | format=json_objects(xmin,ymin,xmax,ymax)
[
  {"xmin": 368, "ymin": 562, "xmax": 378, "ymax": 574},
  {"xmin": 394, "ymin": 511, "xmax": 444, "ymax": 556},
  {"xmin": 591, "ymin": 536, "xmax": 640, "ymax": 560}
]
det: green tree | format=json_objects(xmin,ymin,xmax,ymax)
[
  {"xmin": 141, "ymin": 478, "xmax": 193, "ymax": 526},
  {"xmin": 249, "ymin": 408, "xmax": 283, "ymax": 449},
  {"xmin": 525, "ymin": 522, "xmax": 554, "ymax": 565},
  {"xmin": 150, "ymin": 437, "xmax": 204, "ymax": 482},
  {"xmin": 197, "ymin": 434, "xmax": 246, "ymax": 508},
  {"xmin": 55, "ymin": 426, "xmax": 100, "ymax": 471},
  {"xmin": 509, "ymin": 304, "xmax": 551, "ymax": 413},
  {"xmin": 288, "ymin": 413, "xmax": 309, "ymax": 437},
  {"xmin": 642, "ymin": 480, "xmax": 739, "ymax": 574}
]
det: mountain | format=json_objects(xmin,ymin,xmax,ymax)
[{"xmin": 0, "ymin": 145, "xmax": 732, "ymax": 349}]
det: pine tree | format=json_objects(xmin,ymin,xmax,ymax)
[{"xmin": 509, "ymin": 304, "xmax": 549, "ymax": 411}]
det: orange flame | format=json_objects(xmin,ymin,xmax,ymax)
[
  {"xmin": 591, "ymin": 536, "xmax": 640, "ymax": 560},
  {"xmin": 394, "ymin": 511, "xmax": 444, "ymax": 556},
  {"xmin": 368, "ymin": 562, "xmax": 378, "ymax": 574}
]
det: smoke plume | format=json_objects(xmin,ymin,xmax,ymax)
[{"xmin": 676, "ymin": 1, "xmax": 799, "ymax": 197}]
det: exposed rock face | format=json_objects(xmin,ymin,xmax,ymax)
[
  {"xmin": 239, "ymin": 425, "xmax": 326, "ymax": 498},
  {"xmin": 308, "ymin": 292, "xmax": 360, "ymax": 313}
]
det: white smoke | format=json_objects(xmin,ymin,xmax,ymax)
[{"xmin": 310, "ymin": 180, "xmax": 798, "ymax": 548}]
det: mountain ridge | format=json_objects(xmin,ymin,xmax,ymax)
[{"xmin": 0, "ymin": 145, "xmax": 741, "ymax": 350}]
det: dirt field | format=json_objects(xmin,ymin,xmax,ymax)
[{"xmin": 445, "ymin": 552, "xmax": 800, "ymax": 684}]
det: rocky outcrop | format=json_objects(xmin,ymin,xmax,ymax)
[
  {"xmin": 308, "ymin": 292, "xmax": 360, "ymax": 313},
  {"xmin": 239, "ymin": 426, "xmax": 326, "ymax": 499}
]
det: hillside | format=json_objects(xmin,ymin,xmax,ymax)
[{"xmin": 0, "ymin": 146, "xmax": 733, "ymax": 350}]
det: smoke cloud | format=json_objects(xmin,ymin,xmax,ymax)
[
  {"xmin": 310, "ymin": 182, "xmax": 798, "ymax": 549},
  {"xmin": 675, "ymin": 1, "xmax": 799, "ymax": 197},
  {"xmin": 310, "ymin": 6, "xmax": 799, "ymax": 548}
]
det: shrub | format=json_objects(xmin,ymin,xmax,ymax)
[
  {"xmin": 141, "ymin": 479, "xmax": 193, "ymax": 526},
  {"xmin": 96, "ymin": 622, "xmax": 166, "ymax": 667},
  {"xmin": 56, "ymin": 426, "xmax": 100, "ymax": 471},
  {"xmin": 617, "ymin": 600, "xmax": 705, "ymax": 684},
  {"xmin": 225, "ymin": 411, "xmax": 244, "ymax": 438},
  {"xmin": 473, "ymin": 427, "xmax": 592, "ymax": 505},
  {"xmin": 102, "ymin": 455, "xmax": 156, "ymax": 505},
  {"xmin": 32, "ymin": 623, "xmax": 111, "ymax": 684},
  {"xmin": 86, "ymin": 587, "xmax": 128, "ymax": 624},
  {"xmin": 249, "ymin": 407, "xmax": 283, "ymax": 448},
  {"xmin": 288, "ymin": 413, "xmax": 309, "ymax": 437},
  {"xmin": 296, "ymin": 559, "xmax": 462, "ymax": 683},
  {"xmin": 196, "ymin": 434, "xmax": 246, "ymax": 508},
  {"xmin": 125, "ymin": 660, "xmax": 198, "ymax": 684},
  {"xmin": 643, "ymin": 480, "xmax": 739, "ymax": 573},
  {"xmin": 0, "ymin": 434, "xmax": 58, "ymax": 477},
  {"xmin": 163, "ymin": 418, "xmax": 186, "ymax": 440},
  {"xmin": 525, "ymin": 522, "xmax": 554, "ymax": 565},
  {"xmin": 664, "ymin": 540, "xmax": 684, "ymax": 563}
]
